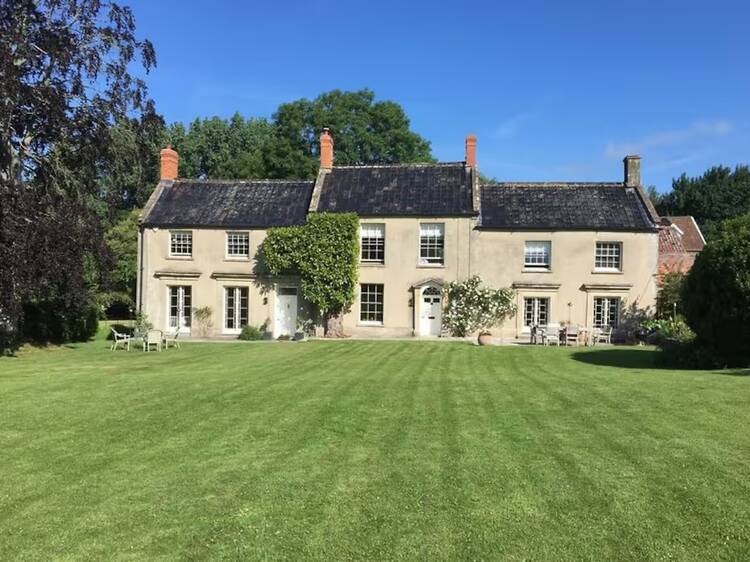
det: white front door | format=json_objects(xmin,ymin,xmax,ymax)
[
  {"xmin": 275, "ymin": 287, "xmax": 298, "ymax": 337},
  {"xmin": 419, "ymin": 287, "xmax": 442, "ymax": 336}
]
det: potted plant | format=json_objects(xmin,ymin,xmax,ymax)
[
  {"xmin": 477, "ymin": 330, "xmax": 494, "ymax": 346},
  {"xmin": 441, "ymin": 276, "xmax": 517, "ymax": 346}
]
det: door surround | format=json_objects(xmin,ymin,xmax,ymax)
[{"xmin": 412, "ymin": 278, "xmax": 444, "ymax": 337}]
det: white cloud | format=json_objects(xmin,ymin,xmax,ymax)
[
  {"xmin": 491, "ymin": 113, "xmax": 535, "ymax": 139},
  {"xmin": 604, "ymin": 119, "xmax": 732, "ymax": 158}
]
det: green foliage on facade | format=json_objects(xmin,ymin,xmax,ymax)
[
  {"xmin": 262, "ymin": 213, "xmax": 360, "ymax": 323},
  {"xmin": 442, "ymin": 276, "xmax": 517, "ymax": 337},
  {"xmin": 681, "ymin": 213, "xmax": 750, "ymax": 365}
]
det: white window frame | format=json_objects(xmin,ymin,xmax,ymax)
[
  {"xmin": 419, "ymin": 223, "xmax": 445, "ymax": 266},
  {"xmin": 594, "ymin": 242, "xmax": 622, "ymax": 271},
  {"xmin": 226, "ymin": 231, "xmax": 250, "ymax": 260},
  {"xmin": 169, "ymin": 231, "xmax": 193, "ymax": 258},
  {"xmin": 359, "ymin": 283, "xmax": 384, "ymax": 325},
  {"xmin": 523, "ymin": 297, "xmax": 550, "ymax": 327},
  {"xmin": 360, "ymin": 223, "xmax": 385, "ymax": 264},
  {"xmin": 593, "ymin": 296, "xmax": 621, "ymax": 328},
  {"xmin": 167, "ymin": 285, "xmax": 192, "ymax": 332},
  {"xmin": 224, "ymin": 286, "xmax": 249, "ymax": 333},
  {"xmin": 524, "ymin": 241, "xmax": 551, "ymax": 270}
]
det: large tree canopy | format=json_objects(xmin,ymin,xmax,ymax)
[
  {"xmin": 0, "ymin": 0, "xmax": 156, "ymax": 351},
  {"xmin": 162, "ymin": 90, "xmax": 434, "ymax": 181},
  {"xmin": 655, "ymin": 165, "xmax": 750, "ymax": 236},
  {"xmin": 681, "ymin": 213, "xmax": 750, "ymax": 365},
  {"xmin": 267, "ymin": 89, "xmax": 433, "ymax": 178}
]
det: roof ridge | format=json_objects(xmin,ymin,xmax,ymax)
[
  {"xmin": 481, "ymin": 182, "xmax": 624, "ymax": 188},
  {"xmin": 173, "ymin": 178, "xmax": 314, "ymax": 185},
  {"xmin": 332, "ymin": 161, "xmax": 464, "ymax": 169}
]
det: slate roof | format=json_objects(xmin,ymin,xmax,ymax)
[
  {"xmin": 664, "ymin": 216, "xmax": 705, "ymax": 252},
  {"xmin": 478, "ymin": 183, "xmax": 657, "ymax": 231},
  {"xmin": 316, "ymin": 163, "xmax": 475, "ymax": 216},
  {"xmin": 142, "ymin": 180, "xmax": 314, "ymax": 228}
]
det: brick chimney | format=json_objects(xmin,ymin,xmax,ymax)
[
  {"xmin": 624, "ymin": 155, "xmax": 641, "ymax": 187},
  {"xmin": 320, "ymin": 128, "xmax": 333, "ymax": 168},
  {"xmin": 465, "ymin": 134, "xmax": 477, "ymax": 167},
  {"xmin": 160, "ymin": 145, "xmax": 179, "ymax": 181}
]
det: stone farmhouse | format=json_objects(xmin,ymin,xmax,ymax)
[{"xmin": 137, "ymin": 131, "xmax": 665, "ymax": 339}]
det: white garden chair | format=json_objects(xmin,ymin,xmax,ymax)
[
  {"xmin": 162, "ymin": 331, "xmax": 180, "ymax": 349},
  {"xmin": 110, "ymin": 328, "xmax": 132, "ymax": 351},
  {"xmin": 594, "ymin": 325, "xmax": 612, "ymax": 344},
  {"xmin": 565, "ymin": 325, "xmax": 580, "ymax": 346},
  {"xmin": 144, "ymin": 330, "xmax": 162, "ymax": 352},
  {"xmin": 544, "ymin": 323, "xmax": 561, "ymax": 346}
]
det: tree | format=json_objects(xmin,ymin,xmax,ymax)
[
  {"xmin": 100, "ymin": 208, "xmax": 141, "ymax": 314},
  {"xmin": 681, "ymin": 213, "xmax": 750, "ymax": 365},
  {"xmin": 100, "ymin": 113, "xmax": 167, "ymax": 211},
  {"xmin": 442, "ymin": 277, "xmax": 517, "ymax": 337},
  {"xmin": 656, "ymin": 165, "xmax": 750, "ymax": 236},
  {"xmin": 657, "ymin": 272, "xmax": 685, "ymax": 319},
  {"xmin": 0, "ymin": 0, "xmax": 155, "ymax": 351},
  {"xmin": 167, "ymin": 114, "xmax": 274, "ymax": 179},
  {"xmin": 261, "ymin": 213, "xmax": 360, "ymax": 336},
  {"xmin": 266, "ymin": 89, "xmax": 434, "ymax": 178}
]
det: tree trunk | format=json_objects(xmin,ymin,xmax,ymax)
[{"xmin": 324, "ymin": 312, "xmax": 346, "ymax": 338}]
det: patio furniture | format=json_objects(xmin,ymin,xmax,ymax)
[
  {"xmin": 565, "ymin": 325, "xmax": 580, "ymax": 346},
  {"xmin": 593, "ymin": 325, "xmax": 612, "ymax": 344},
  {"xmin": 110, "ymin": 328, "xmax": 132, "ymax": 351},
  {"xmin": 130, "ymin": 329, "xmax": 145, "ymax": 351},
  {"xmin": 144, "ymin": 330, "xmax": 163, "ymax": 352},
  {"xmin": 162, "ymin": 330, "xmax": 180, "ymax": 349},
  {"xmin": 544, "ymin": 323, "xmax": 561, "ymax": 346},
  {"xmin": 530, "ymin": 325, "xmax": 541, "ymax": 345}
]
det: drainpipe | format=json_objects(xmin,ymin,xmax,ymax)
[{"xmin": 137, "ymin": 224, "xmax": 145, "ymax": 313}]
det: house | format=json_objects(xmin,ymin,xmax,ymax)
[
  {"xmin": 137, "ymin": 131, "xmax": 661, "ymax": 339},
  {"xmin": 657, "ymin": 216, "xmax": 706, "ymax": 280}
]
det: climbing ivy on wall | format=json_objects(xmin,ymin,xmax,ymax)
[{"xmin": 262, "ymin": 213, "xmax": 359, "ymax": 334}]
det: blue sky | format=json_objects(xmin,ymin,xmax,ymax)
[{"xmin": 129, "ymin": 0, "xmax": 749, "ymax": 190}]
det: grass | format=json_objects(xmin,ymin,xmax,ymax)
[{"xmin": 1, "ymin": 338, "xmax": 749, "ymax": 561}]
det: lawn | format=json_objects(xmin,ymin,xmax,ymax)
[{"xmin": 1, "ymin": 339, "xmax": 749, "ymax": 561}]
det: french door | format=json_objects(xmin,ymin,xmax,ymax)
[
  {"xmin": 225, "ymin": 287, "xmax": 249, "ymax": 333},
  {"xmin": 524, "ymin": 297, "xmax": 549, "ymax": 327},
  {"xmin": 593, "ymin": 297, "xmax": 620, "ymax": 328},
  {"xmin": 168, "ymin": 286, "xmax": 192, "ymax": 332}
]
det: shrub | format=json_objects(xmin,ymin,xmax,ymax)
[
  {"xmin": 442, "ymin": 276, "xmax": 517, "ymax": 337},
  {"xmin": 681, "ymin": 213, "xmax": 750, "ymax": 365},
  {"xmin": 641, "ymin": 316, "xmax": 695, "ymax": 346},
  {"xmin": 657, "ymin": 272, "xmax": 685, "ymax": 319},
  {"xmin": 238, "ymin": 325, "xmax": 264, "ymax": 341},
  {"xmin": 193, "ymin": 306, "xmax": 213, "ymax": 338},
  {"xmin": 21, "ymin": 299, "xmax": 99, "ymax": 343},
  {"xmin": 134, "ymin": 311, "xmax": 153, "ymax": 333}
]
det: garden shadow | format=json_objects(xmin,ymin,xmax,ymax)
[
  {"xmin": 572, "ymin": 348, "xmax": 750, "ymax": 376},
  {"xmin": 571, "ymin": 348, "xmax": 664, "ymax": 370}
]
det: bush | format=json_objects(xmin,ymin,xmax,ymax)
[
  {"xmin": 641, "ymin": 316, "xmax": 695, "ymax": 346},
  {"xmin": 657, "ymin": 272, "xmax": 685, "ymax": 319},
  {"xmin": 193, "ymin": 306, "xmax": 213, "ymax": 338},
  {"xmin": 682, "ymin": 213, "xmax": 750, "ymax": 365},
  {"xmin": 238, "ymin": 325, "xmax": 263, "ymax": 341},
  {"xmin": 656, "ymin": 340, "xmax": 723, "ymax": 369},
  {"xmin": 21, "ymin": 299, "xmax": 99, "ymax": 344},
  {"xmin": 442, "ymin": 276, "xmax": 517, "ymax": 337}
]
